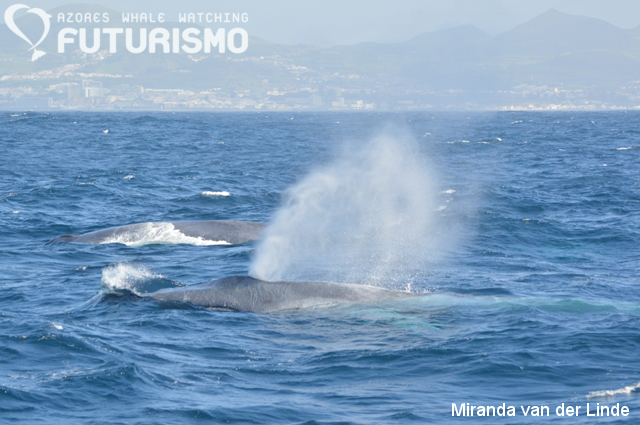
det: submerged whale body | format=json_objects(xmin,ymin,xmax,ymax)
[
  {"xmin": 144, "ymin": 275, "xmax": 418, "ymax": 312},
  {"xmin": 47, "ymin": 220, "xmax": 266, "ymax": 246}
]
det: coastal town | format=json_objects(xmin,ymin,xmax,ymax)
[{"xmin": 3, "ymin": 53, "xmax": 639, "ymax": 111}]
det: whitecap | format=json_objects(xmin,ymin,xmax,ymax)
[
  {"xmin": 51, "ymin": 323, "xmax": 63, "ymax": 330},
  {"xmin": 202, "ymin": 191, "xmax": 230, "ymax": 197},
  {"xmin": 586, "ymin": 382, "xmax": 640, "ymax": 399},
  {"xmin": 99, "ymin": 222, "xmax": 231, "ymax": 246},
  {"xmin": 100, "ymin": 262, "xmax": 186, "ymax": 295},
  {"xmin": 461, "ymin": 140, "xmax": 470, "ymax": 143},
  {"xmin": 617, "ymin": 147, "xmax": 632, "ymax": 151},
  {"xmin": 442, "ymin": 189, "xmax": 456, "ymax": 194},
  {"xmin": 101, "ymin": 263, "xmax": 162, "ymax": 294},
  {"xmin": 103, "ymin": 129, "xmax": 109, "ymax": 134},
  {"xmin": 9, "ymin": 210, "xmax": 21, "ymax": 214},
  {"xmin": 123, "ymin": 175, "xmax": 135, "ymax": 180}
]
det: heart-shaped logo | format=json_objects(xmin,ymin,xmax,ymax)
[{"xmin": 4, "ymin": 4, "xmax": 52, "ymax": 61}]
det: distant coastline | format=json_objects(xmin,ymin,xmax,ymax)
[{"xmin": 3, "ymin": 8, "xmax": 640, "ymax": 111}]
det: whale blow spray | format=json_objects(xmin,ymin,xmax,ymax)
[{"xmin": 250, "ymin": 133, "xmax": 450, "ymax": 288}]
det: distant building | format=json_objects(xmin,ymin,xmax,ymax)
[
  {"xmin": 311, "ymin": 94, "xmax": 322, "ymax": 108},
  {"xmin": 331, "ymin": 97, "xmax": 346, "ymax": 108},
  {"xmin": 82, "ymin": 80, "xmax": 104, "ymax": 98}
]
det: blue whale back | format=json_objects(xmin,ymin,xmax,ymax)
[
  {"xmin": 47, "ymin": 220, "xmax": 266, "ymax": 246},
  {"xmin": 146, "ymin": 275, "xmax": 417, "ymax": 312}
]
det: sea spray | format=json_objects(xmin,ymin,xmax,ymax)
[
  {"xmin": 100, "ymin": 222, "xmax": 232, "ymax": 246},
  {"xmin": 101, "ymin": 262, "xmax": 184, "ymax": 295},
  {"xmin": 250, "ymin": 133, "xmax": 452, "ymax": 288}
]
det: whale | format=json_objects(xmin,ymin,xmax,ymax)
[
  {"xmin": 47, "ymin": 220, "xmax": 266, "ymax": 246},
  {"xmin": 143, "ymin": 275, "xmax": 418, "ymax": 312}
]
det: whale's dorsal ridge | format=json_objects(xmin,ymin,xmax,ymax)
[
  {"xmin": 47, "ymin": 220, "xmax": 266, "ymax": 246},
  {"xmin": 46, "ymin": 234, "xmax": 78, "ymax": 245},
  {"xmin": 145, "ymin": 275, "xmax": 418, "ymax": 313}
]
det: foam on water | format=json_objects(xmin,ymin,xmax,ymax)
[
  {"xmin": 101, "ymin": 263, "xmax": 162, "ymax": 294},
  {"xmin": 586, "ymin": 382, "xmax": 640, "ymax": 399},
  {"xmin": 101, "ymin": 262, "xmax": 184, "ymax": 295},
  {"xmin": 250, "ymin": 133, "xmax": 455, "ymax": 288},
  {"xmin": 201, "ymin": 191, "xmax": 231, "ymax": 197},
  {"xmin": 98, "ymin": 222, "xmax": 231, "ymax": 246}
]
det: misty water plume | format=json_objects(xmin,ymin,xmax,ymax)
[{"xmin": 250, "ymin": 132, "xmax": 456, "ymax": 289}]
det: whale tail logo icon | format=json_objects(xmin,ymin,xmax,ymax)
[
  {"xmin": 31, "ymin": 48, "xmax": 46, "ymax": 61},
  {"xmin": 4, "ymin": 4, "xmax": 52, "ymax": 61}
]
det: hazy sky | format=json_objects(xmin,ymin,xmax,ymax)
[{"xmin": 2, "ymin": 0, "xmax": 640, "ymax": 46}]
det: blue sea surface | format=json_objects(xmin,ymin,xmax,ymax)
[{"xmin": 1, "ymin": 111, "xmax": 639, "ymax": 424}]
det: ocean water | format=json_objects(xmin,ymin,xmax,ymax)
[{"xmin": 1, "ymin": 111, "xmax": 639, "ymax": 424}]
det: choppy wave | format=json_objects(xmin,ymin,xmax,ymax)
[
  {"xmin": 586, "ymin": 382, "xmax": 640, "ymax": 399},
  {"xmin": 101, "ymin": 262, "xmax": 184, "ymax": 295},
  {"xmin": 201, "ymin": 191, "xmax": 230, "ymax": 197},
  {"xmin": 99, "ymin": 222, "xmax": 231, "ymax": 246}
]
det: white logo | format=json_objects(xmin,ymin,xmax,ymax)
[{"xmin": 4, "ymin": 4, "xmax": 52, "ymax": 61}]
